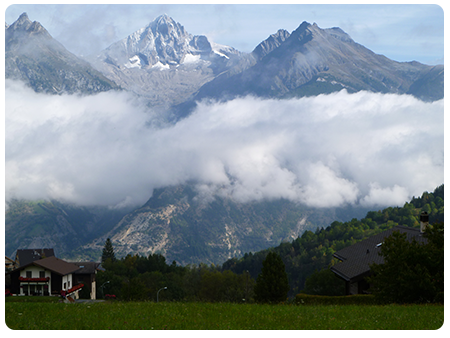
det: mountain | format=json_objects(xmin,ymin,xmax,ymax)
[
  {"xmin": 5, "ymin": 13, "xmax": 119, "ymax": 94},
  {"xmin": 5, "ymin": 185, "xmax": 371, "ymax": 264},
  {"xmin": 89, "ymin": 14, "xmax": 254, "ymax": 112},
  {"xmin": 5, "ymin": 199, "xmax": 132, "ymax": 259},
  {"xmin": 188, "ymin": 21, "xmax": 443, "ymax": 107},
  {"xmin": 79, "ymin": 185, "xmax": 370, "ymax": 265},
  {"xmin": 7, "ymin": 13, "xmax": 443, "ymax": 111}
]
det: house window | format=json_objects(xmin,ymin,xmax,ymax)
[
  {"xmin": 64, "ymin": 282, "xmax": 67, "ymax": 289},
  {"xmin": 39, "ymin": 271, "xmax": 45, "ymax": 278},
  {"xmin": 26, "ymin": 271, "xmax": 32, "ymax": 278}
]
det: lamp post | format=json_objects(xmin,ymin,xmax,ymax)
[
  {"xmin": 100, "ymin": 281, "xmax": 110, "ymax": 299},
  {"xmin": 157, "ymin": 286, "xmax": 167, "ymax": 302}
]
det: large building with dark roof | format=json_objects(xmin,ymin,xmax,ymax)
[
  {"xmin": 330, "ymin": 225, "xmax": 428, "ymax": 295},
  {"xmin": 15, "ymin": 248, "xmax": 55, "ymax": 267}
]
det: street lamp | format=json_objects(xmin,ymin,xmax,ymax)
[
  {"xmin": 157, "ymin": 286, "xmax": 167, "ymax": 302},
  {"xmin": 100, "ymin": 281, "xmax": 110, "ymax": 298}
]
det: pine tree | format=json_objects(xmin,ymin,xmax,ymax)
[
  {"xmin": 101, "ymin": 238, "xmax": 116, "ymax": 263},
  {"xmin": 254, "ymin": 251, "xmax": 289, "ymax": 303}
]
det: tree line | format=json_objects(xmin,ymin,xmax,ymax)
[
  {"xmin": 99, "ymin": 236, "xmax": 291, "ymax": 303},
  {"xmin": 98, "ymin": 242, "xmax": 289, "ymax": 303}
]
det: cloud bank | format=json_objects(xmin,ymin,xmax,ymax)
[{"xmin": 5, "ymin": 80, "xmax": 444, "ymax": 209}]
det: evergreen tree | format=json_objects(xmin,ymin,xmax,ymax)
[
  {"xmin": 101, "ymin": 238, "xmax": 116, "ymax": 263},
  {"xmin": 254, "ymin": 252, "xmax": 289, "ymax": 303}
]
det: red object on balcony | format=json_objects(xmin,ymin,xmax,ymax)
[{"xmin": 19, "ymin": 277, "xmax": 50, "ymax": 282}]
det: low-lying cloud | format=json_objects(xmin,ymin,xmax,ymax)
[{"xmin": 5, "ymin": 79, "xmax": 444, "ymax": 209}]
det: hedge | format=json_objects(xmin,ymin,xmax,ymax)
[{"xmin": 294, "ymin": 293, "xmax": 382, "ymax": 305}]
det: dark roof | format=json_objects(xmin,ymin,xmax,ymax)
[
  {"xmin": 70, "ymin": 262, "xmax": 100, "ymax": 274},
  {"xmin": 32, "ymin": 256, "xmax": 81, "ymax": 276},
  {"xmin": 330, "ymin": 225, "xmax": 427, "ymax": 282},
  {"xmin": 15, "ymin": 248, "xmax": 55, "ymax": 267}
]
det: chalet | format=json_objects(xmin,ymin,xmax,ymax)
[
  {"xmin": 330, "ymin": 224, "xmax": 428, "ymax": 295},
  {"xmin": 7, "ymin": 256, "xmax": 84, "ymax": 299}
]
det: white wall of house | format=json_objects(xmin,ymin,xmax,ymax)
[
  {"xmin": 20, "ymin": 265, "xmax": 50, "ymax": 278},
  {"xmin": 19, "ymin": 266, "xmax": 51, "ymax": 295}
]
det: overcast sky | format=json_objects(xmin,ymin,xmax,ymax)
[{"xmin": 4, "ymin": 2, "xmax": 445, "ymax": 65}]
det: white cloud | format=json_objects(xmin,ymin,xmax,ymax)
[
  {"xmin": 5, "ymin": 80, "xmax": 444, "ymax": 209},
  {"xmin": 360, "ymin": 183, "xmax": 410, "ymax": 207}
]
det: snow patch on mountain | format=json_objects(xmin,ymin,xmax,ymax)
[
  {"xmin": 183, "ymin": 53, "xmax": 201, "ymax": 64},
  {"xmin": 152, "ymin": 61, "xmax": 170, "ymax": 70},
  {"xmin": 125, "ymin": 55, "xmax": 142, "ymax": 69}
]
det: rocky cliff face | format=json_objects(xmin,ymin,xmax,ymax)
[
  {"xmin": 80, "ymin": 185, "xmax": 370, "ymax": 265},
  {"xmin": 252, "ymin": 29, "xmax": 291, "ymax": 60},
  {"xmin": 5, "ymin": 12, "xmax": 119, "ymax": 94}
]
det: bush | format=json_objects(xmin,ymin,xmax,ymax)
[{"xmin": 303, "ymin": 268, "xmax": 345, "ymax": 296}]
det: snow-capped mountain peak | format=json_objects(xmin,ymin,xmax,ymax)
[{"xmin": 98, "ymin": 14, "xmax": 237, "ymax": 70}]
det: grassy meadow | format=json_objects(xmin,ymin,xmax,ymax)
[{"xmin": 5, "ymin": 298, "xmax": 444, "ymax": 330}]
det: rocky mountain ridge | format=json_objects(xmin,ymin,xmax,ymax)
[
  {"xmin": 6, "ymin": 13, "xmax": 443, "ymax": 109},
  {"xmin": 5, "ymin": 12, "xmax": 119, "ymax": 95},
  {"xmin": 189, "ymin": 21, "xmax": 444, "ymax": 107}
]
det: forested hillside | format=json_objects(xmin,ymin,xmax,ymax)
[{"xmin": 220, "ymin": 185, "xmax": 444, "ymax": 297}]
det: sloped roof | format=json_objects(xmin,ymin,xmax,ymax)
[
  {"xmin": 71, "ymin": 261, "xmax": 100, "ymax": 274},
  {"xmin": 330, "ymin": 225, "xmax": 427, "ymax": 282},
  {"xmin": 32, "ymin": 256, "xmax": 81, "ymax": 276},
  {"xmin": 16, "ymin": 248, "xmax": 55, "ymax": 267}
]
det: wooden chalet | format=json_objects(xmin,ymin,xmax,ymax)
[
  {"xmin": 330, "ymin": 224, "xmax": 428, "ymax": 295},
  {"xmin": 7, "ymin": 256, "xmax": 84, "ymax": 298}
]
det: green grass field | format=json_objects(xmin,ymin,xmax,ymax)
[{"xmin": 5, "ymin": 299, "xmax": 444, "ymax": 330}]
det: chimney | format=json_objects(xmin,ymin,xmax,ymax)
[{"xmin": 420, "ymin": 211, "xmax": 429, "ymax": 233}]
